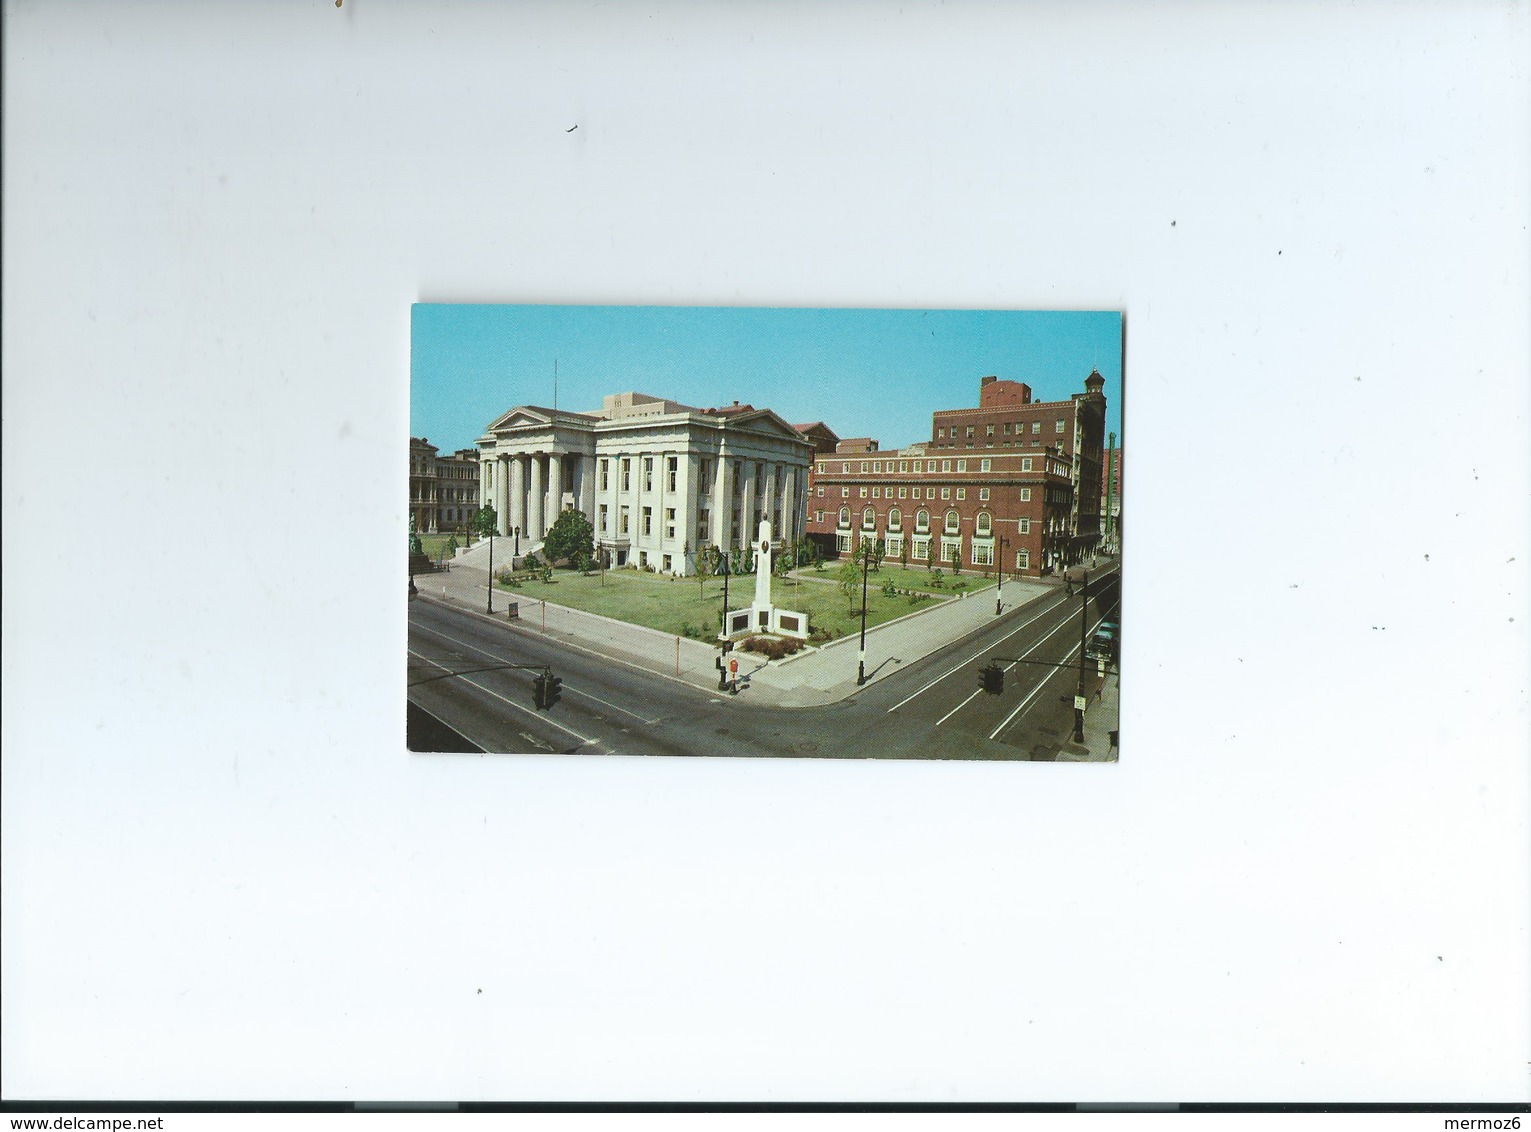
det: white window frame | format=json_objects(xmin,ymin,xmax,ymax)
[
  {"xmin": 1021, "ymin": 458, "xmax": 1033, "ymax": 472},
  {"xmin": 1020, "ymin": 488, "xmax": 1032, "ymax": 502}
]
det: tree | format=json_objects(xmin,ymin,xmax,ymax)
[
  {"xmin": 899, "ymin": 538, "xmax": 909, "ymax": 569},
  {"xmin": 949, "ymin": 542, "xmax": 962, "ymax": 576},
  {"xmin": 837, "ymin": 558, "xmax": 861, "ymax": 610},
  {"xmin": 541, "ymin": 508, "xmax": 594, "ymax": 567},
  {"xmin": 470, "ymin": 505, "xmax": 497, "ymax": 538},
  {"xmin": 696, "ymin": 544, "xmax": 719, "ymax": 597}
]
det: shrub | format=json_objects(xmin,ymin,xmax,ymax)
[
  {"xmin": 907, "ymin": 591, "xmax": 929, "ymax": 605},
  {"xmin": 881, "ymin": 578, "xmax": 897, "ymax": 598},
  {"xmin": 929, "ymin": 567, "xmax": 945, "ymax": 588},
  {"xmin": 741, "ymin": 635, "xmax": 804, "ymax": 660}
]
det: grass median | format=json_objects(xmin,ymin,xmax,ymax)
[{"xmin": 495, "ymin": 568, "xmax": 948, "ymax": 643}]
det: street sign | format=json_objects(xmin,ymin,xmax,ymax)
[
  {"xmin": 506, "ymin": 602, "xmax": 519, "ymax": 619},
  {"xmin": 1074, "ymin": 695, "xmax": 1087, "ymax": 711}
]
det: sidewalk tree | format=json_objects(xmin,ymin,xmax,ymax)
[
  {"xmin": 542, "ymin": 508, "xmax": 594, "ymax": 567},
  {"xmin": 836, "ymin": 558, "xmax": 860, "ymax": 610},
  {"xmin": 949, "ymin": 543, "xmax": 962, "ymax": 576},
  {"xmin": 470, "ymin": 505, "xmax": 498, "ymax": 539}
]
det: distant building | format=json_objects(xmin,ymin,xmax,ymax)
[
  {"xmin": 409, "ymin": 438, "xmax": 482, "ymax": 534},
  {"xmin": 477, "ymin": 392, "xmax": 813, "ymax": 575},
  {"xmin": 1099, "ymin": 441, "xmax": 1121, "ymax": 554},
  {"xmin": 803, "ymin": 372, "xmax": 1108, "ymax": 576}
]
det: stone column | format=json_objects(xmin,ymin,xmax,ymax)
[
  {"xmin": 781, "ymin": 467, "xmax": 796, "ymax": 544},
  {"xmin": 679, "ymin": 453, "xmax": 696, "ymax": 574},
  {"xmin": 479, "ymin": 458, "xmax": 491, "ymax": 530},
  {"xmin": 495, "ymin": 455, "xmax": 510, "ymax": 536},
  {"xmin": 579, "ymin": 454, "xmax": 595, "ymax": 526},
  {"xmin": 739, "ymin": 462, "xmax": 756, "ymax": 553},
  {"xmin": 548, "ymin": 451, "xmax": 565, "ymax": 526},
  {"xmin": 509, "ymin": 455, "xmax": 526, "ymax": 540},
  {"xmin": 713, "ymin": 452, "xmax": 732, "ymax": 550},
  {"xmin": 528, "ymin": 452, "xmax": 545, "ymax": 541}
]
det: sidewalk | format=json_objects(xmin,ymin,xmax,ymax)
[
  {"xmin": 1058, "ymin": 666, "xmax": 1120, "ymax": 762},
  {"xmin": 413, "ymin": 560, "xmax": 1055, "ymax": 707}
]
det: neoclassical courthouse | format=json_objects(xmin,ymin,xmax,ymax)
[{"xmin": 477, "ymin": 392, "xmax": 815, "ymax": 576}]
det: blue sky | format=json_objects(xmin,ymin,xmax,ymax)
[{"xmin": 411, "ymin": 306, "xmax": 1122, "ymax": 455}]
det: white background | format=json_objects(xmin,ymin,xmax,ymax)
[{"xmin": 3, "ymin": 0, "xmax": 1527, "ymax": 1104}]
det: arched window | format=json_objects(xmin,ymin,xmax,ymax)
[
  {"xmin": 944, "ymin": 509, "xmax": 961, "ymax": 534},
  {"xmin": 838, "ymin": 507, "xmax": 850, "ymax": 528},
  {"xmin": 976, "ymin": 511, "xmax": 992, "ymax": 536},
  {"xmin": 916, "ymin": 509, "xmax": 930, "ymax": 531},
  {"xmin": 888, "ymin": 507, "xmax": 902, "ymax": 530},
  {"xmin": 862, "ymin": 507, "xmax": 876, "ymax": 529}
]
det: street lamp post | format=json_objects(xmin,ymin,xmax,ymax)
[
  {"xmin": 513, "ymin": 525, "xmax": 520, "ymax": 559},
  {"xmin": 995, "ymin": 536, "xmax": 1008, "ymax": 616},
  {"xmin": 717, "ymin": 548, "xmax": 731, "ymax": 691},
  {"xmin": 485, "ymin": 531, "xmax": 494, "ymax": 615},
  {"xmin": 856, "ymin": 536, "xmax": 871, "ymax": 686},
  {"xmin": 1073, "ymin": 569, "xmax": 1088, "ymax": 743}
]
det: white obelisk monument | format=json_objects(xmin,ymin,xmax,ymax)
[{"xmin": 751, "ymin": 519, "xmax": 774, "ymax": 629}]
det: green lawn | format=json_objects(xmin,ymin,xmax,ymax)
[
  {"xmin": 417, "ymin": 534, "xmax": 464, "ymax": 561},
  {"xmin": 794, "ymin": 562, "xmax": 991, "ymax": 595},
  {"xmin": 495, "ymin": 568, "xmax": 941, "ymax": 643}
]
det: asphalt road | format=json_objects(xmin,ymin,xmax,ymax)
[{"xmin": 407, "ymin": 563, "xmax": 1120, "ymax": 760}]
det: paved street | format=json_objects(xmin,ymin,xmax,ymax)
[{"xmin": 408, "ymin": 561, "xmax": 1120, "ymax": 760}]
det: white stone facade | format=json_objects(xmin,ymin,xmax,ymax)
[{"xmin": 477, "ymin": 392, "xmax": 814, "ymax": 576}]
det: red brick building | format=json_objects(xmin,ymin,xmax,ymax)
[
  {"xmin": 1100, "ymin": 440, "xmax": 1121, "ymax": 555},
  {"xmin": 804, "ymin": 372, "xmax": 1108, "ymax": 577}
]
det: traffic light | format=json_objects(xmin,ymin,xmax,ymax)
[
  {"xmin": 532, "ymin": 673, "xmax": 548, "ymax": 709},
  {"xmin": 979, "ymin": 663, "xmax": 1004, "ymax": 694},
  {"xmin": 545, "ymin": 674, "xmax": 562, "ymax": 709}
]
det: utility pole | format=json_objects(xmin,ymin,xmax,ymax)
[
  {"xmin": 1073, "ymin": 569, "xmax": 1088, "ymax": 743},
  {"xmin": 486, "ymin": 531, "xmax": 494, "ymax": 614},
  {"xmin": 856, "ymin": 537, "xmax": 871, "ymax": 685},
  {"xmin": 1104, "ymin": 431, "xmax": 1116, "ymax": 554},
  {"xmin": 718, "ymin": 550, "xmax": 731, "ymax": 690},
  {"xmin": 995, "ymin": 536, "xmax": 1008, "ymax": 616}
]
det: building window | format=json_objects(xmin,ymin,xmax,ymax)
[
  {"xmin": 937, "ymin": 427, "xmax": 945, "ymax": 439},
  {"xmin": 916, "ymin": 509, "xmax": 930, "ymax": 531},
  {"xmin": 1020, "ymin": 488, "xmax": 1032, "ymax": 502},
  {"xmin": 888, "ymin": 508, "xmax": 902, "ymax": 530},
  {"xmin": 944, "ymin": 509, "xmax": 961, "ymax": 533},
  {"xmin": 639, "ymin": 551, "xmax": 648, "ymax": 568},
  {"xmin": 872, "ymin": 461, "xmax": 881, "ymax": 473},
  {"xmin": 666, "ymin": 507, "xmax": 676, "ymax": 538},
  {"xmin": 986, "ymin": 424, "xmax": 995, "ymax": 437},
  {"xmin": 1021, "ymin": 458, "xmax": 1033, "ymax": 471},
  {"xmin": 898, "ymin": 486, "xmax": 908, "ymax": 499},
  {"xmin": 1003, "ymin": 423, "xmax": 1012, "ymax": 435},
  {"xmin": 980, "ymin": 458, "xmax": 991, "ymax": 472},
  {"xmin": 1032, "ymin": 422, "xmax": 1041, "ymax": 435},
  {"xmin": 863, "ymin": 508, "xmax": 875, "ymax": 529},
  {"xmin": 599, "ymin": 459, "xmax": 609, "ymax": 491},
  {"xmin": 976, "ymin": 512, "xmax": 992, "ymax": 535},
  {"xmin": 643, "ymin": 457, "xmax": 654, "ymax": 491},
  {"xmin": 842, "ymin": 462, "xmax": 850, "ymax": 473},
  {"xmin": 817, "ymin": 462, "xmax": 826, "ymax": 474},
  {"xmin": 965, "ymin": 426, "xmax": 974, "ymax": 438},
  {"xmin": 1019, "ymin": 518, "xmax": 1031, "ymax": 534},
  {"xmin": 817, "ymin": 486, "xmax": 825, "ymax": 497},
  {"xmin": 842, "ymin": 487, "xmax": 850, "ymax": 498},
  {"xmin": 913, "ymin": 536, "xmax": 930, "ymax": 560},
  {"xmin": 668, "ymin": 457, "xmax": 678, "ymax": 492},
  {"xmin": 941, "ymin": 460, "xmax": 951, "ymax": 472},
  {"xmin": 859, "ymin": 487, "xmax": 868, "ymax": 498},
  {"xmin": 941, "ymin": 487, "xmax": 951, "ymax": 500},
  {"xmin": 599, "ymin": 504, "xmax": 609, "ymax": 532},
  {"xmin": 926, "ymin": 488, "xmax": 936, "ymax": 500},
  {"xmin": 1056, "ymin": 419, "xmax": 1066, "ymax": 433},
  {"xmin": 913, "ymin": 461, "xmax": 922, "ymax": 472},
  {"xmin": 839, "ymin": 507, "xmax": 851, "ymax": 528},
  {"xmin": 620, "ymin": 507, "xmax": 630, "ymax": 534},
  {"xmin": 899, "ymin": 461, "xmax": 908, "ymax": 472},
  {"xmin": 956, "ymin": 488, "xmax": 966, "ymax": 500},
  {"xmin": 860, "ymin": 461, "xmax": 869, "ymax": 473},
  {"xmin": 836, "ymin": 532, "xmax": 853, "ymax": 553},
  {"xmin": 886, "ymin": 534, "xmax": 903, "ymax": 558},
  {"xmin": 979, "ymin": 488, "xmax": 990, "ymax": 501},
  {"xmin": 814, "ymin": 510, "xmax": 824, "ymax": 523},
  {"xmin": 872, "ymin": 487, "xmax": 880, "ymax": 499},
  {"xmin": 956, "ymin": 459, "xmax": 967, "ymax": 472},
  {"xmin": 973, "ymin": 543, "xmax": 994, "ymax": 566},
  {"xmin": 662, "ymin": 553, "xmax": 673, "ymax": 572},
  {"xmin": 622, "ymin": 459, "xmax": 631, "ymax": 492},
  {"xmin": 641, "ymin": 507, "xmax": 652, "ymax": 536},
  {"xmin": 1017, "ymin": 549, "xmax": 1030, "ymax": 570},
  {"xmin": 941, "ymin": 536, "xmax": 962, "ymax": 564}
]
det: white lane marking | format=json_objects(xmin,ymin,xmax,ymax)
[
  {"xmin": 987, "ymin": 602, "xmax": 1120, "ymax": 742},
  {"xmin": 406, "ymin": 697, "xmax": 500, "ymax": 755},
  {"xmin": 412, "ymin": 594, "xmax": 710, "ymax": 702},
  {"xmin": 884, "ymin": 572, "xmax": 1118, "ymax": 715},
  {"xmin": 935, "ymin": 689, "xmax": 983, "ymax": 727},
  {"xmin": 409, "ymin": 620, "xmax": 659, "ymax": 724},
  {"xmin": 407, "ymin": 647, "xmax": 603, "ymax": 750}
]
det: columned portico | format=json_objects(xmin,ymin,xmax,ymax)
[
  {"xmin": 509, "ymin": 455, "xmax": 526, "ymax": 538},
  {"xmin": 496, "ymin": 456, "xmax": 511, "ymax": 535}
]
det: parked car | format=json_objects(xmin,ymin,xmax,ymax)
[{"xmin": 1086, "ymin": 621, "xmax": 1119, "ymax": 663}]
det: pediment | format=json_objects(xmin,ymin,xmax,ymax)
[
  {"xmin": 728, "ymin": 409, "xmax": 812, "ymax": 444},
  {"xmin": 487, "ymin": 406, "xmax": 553, "ymax": 432}
]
